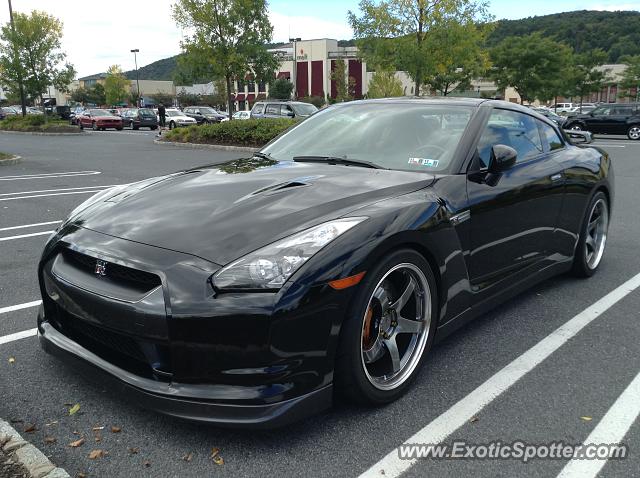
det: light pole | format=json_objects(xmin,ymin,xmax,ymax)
[
  {"xmin": 289, "ymin": 37, "xmax": 301, "ymax": 100},
  {"xmin": 7, "ymin": 0, "xmax": 27, "ymax": 116},
  {"xmin": 131, "ymin": 49, "xmax": 141, "ymax": 107}
]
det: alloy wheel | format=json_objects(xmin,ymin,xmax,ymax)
[
  {"xmin": 360, "ymin": 263, "xmax": 431, "ymax": 391},
  {"xmin": 570, "ymin": 124, "xmax": 582, "ymax": 131},
  {"xmin": 628, "ymin": 126, "xmax": 640, "ymax": 140},
  {"xmin": 585, "ymin": 198, "xmax": 608, "ymax": 270}
]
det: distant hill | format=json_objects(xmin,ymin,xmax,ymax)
[
  {"xmin": 487, "ymin": 10, "xmax": 640, "ymax": 62},
  {"xmin": 118, "ymin": 10, "xmax": 639, "ymax": 82}
]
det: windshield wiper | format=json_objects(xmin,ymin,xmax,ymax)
[
  {"xmin": 253, "ymin": 151, "xmax": 273, "ymax": 160},
  {"xmin": 293, "ymin": 155, "xmax": 384, "ymax": 169}
]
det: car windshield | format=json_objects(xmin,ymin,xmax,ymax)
[
  {"xmin": 90, "ymin": 109, "xmax": 112, "ymax": 117},
  {"xmin": 292, "ymin": 103, "xmax": 318, "ymax": 115},
  {"xmin": 199, "ymin": 107, "xmax": 215, "ymax": 114},
  {"xmin": 139, "ymin": 108, "xmax": 155, "ymax": 117},
  {"xmin": 261, "ymin": 103, "xmax": 474, "ymax": 172}
]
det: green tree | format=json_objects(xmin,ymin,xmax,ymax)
[
  {"xmin": 0, "ymin": 10, "xmax": 75, "ymax": 107},
  {"xmin": 86, "ymin": 83, "xmax": 106, "ymax": 106},
  {"xmin": 104, "ymin": 65, "xmax": 130, "ymax": 106},
  {"xmin": 618, "ymin": 55, "xmax": 640, "ymax": 102},
  {"xmin": 70, "ymin": 86, "xmax": 89, "ymax": 104},
  {"xmin": 367, "ymin": 70, "xmax": 403, "ymax": 98},
  {"xmin": 177, "ymin": 91, "xmax": 201, "ymax": 106},
  {"xmin": 427, "ymin": 20, "xmax": 491, "ymax": 96},
  {"xmin": 269, "ymin": 78, "xmax": 293, "ymax": 99},
  {"xmin": 150, "ymin": 92, "xmax": 174, "ymax": 106},
  {"xmin": 348, "ymin": 0, "xmax": 492, "ymax": 96},
  {"xmin": 489, "ymin": 33, "xmax": 573, "ymax": 104},
  {"xmin": 566, "ymin": 49, "xmax": 608, "ymax": 108},
  {"xmin": 331, "ymin": 60, "xmax": 355, "ymax": 102},
  {"xmin": 173, "ymin": 0, "xmax": 278, "ymax": 118}
]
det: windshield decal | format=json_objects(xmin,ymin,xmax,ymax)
[{"xmin": 408, "ymin": 158, "xmax": 439, "ymax": 168}]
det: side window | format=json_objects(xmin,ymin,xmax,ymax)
[
  {"xmin": 253, "ymin": 104, "xmax": 264, "ymax": 114},
  {"xmin": 612, "ymin": 106, "xmax": 632, "ymax": 116},
  {"xmin": 281, "ymin": 105, "xmax": 294, "ymax": 116},
  {"xmin": 593, "ymin": 106, "xmax": 612, "ymax": 116},
  {"xmin": 477, "ymin": 110, "xmax": 543, "ymax": 167},
  {"xmin": 540, "ymin": 122, "xmax": 564, "ymax": 152},
  {"xmin": 265, "ymin": 104, "xmax": 279, "ymax": 115}
]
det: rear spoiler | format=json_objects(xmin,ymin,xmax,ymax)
[{"xmin": 563, "ymin": 129, "xmax": 593, "ymax": 144}]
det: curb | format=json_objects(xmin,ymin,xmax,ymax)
[
  {"xmin": 0, "ymin": 419, "xmax": 70, "ymax": 478},
  {"xmin": 153, "ymin": 138, "xmax": 258, "ymax": 152},
  {"xmin": 0, "ymin": 155, "xmax": 21, "ymax": 166},
  {"xmin": 0, "ymin": 130, "xmax": 83, "ymax": 136}
]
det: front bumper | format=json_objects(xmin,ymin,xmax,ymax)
[{"xmin": 38, "ymin": 318, "xmax": 331, "ymax": 428}]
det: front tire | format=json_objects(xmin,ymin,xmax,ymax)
[
  {"xmin": 92, "ymin": 122, "xmax": 97, "ymax": 131},
  {"xmin": 627, "ymin": 125, "xmax": 640, "ymax": 140},
  {"xmin": 169, "ymin": 121, "xmax": 175, "ymax": 130},
  {"xmin": 572, "ymin": 191, "xmax": 609, "ymax": 277},
  {"xmin": 334, "ymin": 249, "xmax": 438, "ymax": 405}
]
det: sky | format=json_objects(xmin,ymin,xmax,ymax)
[{"xmin": 0, "ymin": 0, "xmax": 638, "ymax": 78}]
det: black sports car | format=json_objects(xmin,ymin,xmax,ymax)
[{"xmin": 37, "ymin": 98, "xmax": 613, "ymax": 428}]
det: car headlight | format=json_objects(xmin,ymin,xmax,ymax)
[{"xmin": 212, "ymin": 217, "xmax": 367, "ymax": 290}]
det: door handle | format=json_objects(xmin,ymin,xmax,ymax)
[{"xmin": 550, "ymin": 173, "xmax": 563, "ymax": 182}]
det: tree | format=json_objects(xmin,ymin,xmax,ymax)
[
  {"xmin": 489, "ymin": 33, "xmax": 573, "ymax": 104},
  {"xmin": 104, "ymin": 65, "xmax": 130, "ymax": 106},
  {"xmin": 618, "ymin": 55, "xmax": 640, "ymax": 102},
  {"xmin": 70, "ymin": 86, "xmax": 89, "ymax": 104},
  {"xmin": 173, "ymin": 0, "xmax": 278, "ymax": 118},
  {"xmin": 566, "ymin": 49, "xmax": 608, "ymax": 107},
  {"xmin": 150, "ymin": 92, "xmax": 174, "ymax": 106},
  {"xmin": 0, "ymin": 10, "xmax": 75, "ymax": 106},
  {"xmin": 177, "ymin": 91, "xmax": 201, "ymax": 106},
  {"xmin": 367, "ymin": 70, "xmax": 403, "ymax": 98},
  {"xmin": 348, "ymin": 0, "xmax": 492, "ymax": 96},
  {"xmin": 86, "ymin": 84, "xmax": 106, "ymax": 106},
  {"xmin": 331, "ymin": 60, "xmax": 355, "ymax": 102},
  {"xmin": 269, "ymin": 78, "xmax": 293, "ymax": 99},
  {"xmin": 426, "ymin": 20, "xmax": 491, "ymax": 96}
]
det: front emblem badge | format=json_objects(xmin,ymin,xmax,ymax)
[{"xmin": 95, "ymin": 259, "xmax": 108, "ymax": 276}]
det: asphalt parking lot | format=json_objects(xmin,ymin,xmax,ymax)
[{"xmin": 0, "ymin": 130, "xmax": 639, "ymax": 478}]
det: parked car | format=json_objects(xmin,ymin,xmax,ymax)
[
  {"xmin": 69, "ymin": 107, "xmax": 86, "ymax": 125},
  {"xmin": 564, "ymin": 105, "xmax": 597, "ymax": 116},
  {"xmin": 55, "ymin": 106, "xmax": 71, "ymax": 121},
  {"xmin": 77, "ymin": 109, "xmax": 124, "ymax": 131},
  {"xmin": 250, "ymin": 100, "xmax": 318, "ymax": 119},
  {"xmin": 531, "ymin": 107, "xmax": 567, "ymax": 126},
  {"xmin": 564, "ymin": 103, "xmax": 640, "ymax": 140},
  {"xmin": 182, "ymin": 106, "xmax": 227, "ymax": 124},
  {"xmin": 37, "ymin": 98, "xmax": 612, "ymax": 427},
  {"xmin": 121, "ymin": 108, "xmax": 158, "ymax": 130},
  {"xmin": 548, "ymin": 102, "xmax": 574, "ymax": 113},
  {"xmin": 165, "ymin": 109, "xmax": 197, "ymax": 129},
  {"xmin": 221, "ymin": 111, "xmax": 251, "ymax": 122},
  {"xmin": 0, "ymin": 106, "xmax": 18, "ymax": 119}
]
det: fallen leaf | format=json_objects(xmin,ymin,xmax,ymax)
[
  {"xmin": 76, "ymin": 473, "xmax": 87, "ymax": 478},
  {"xmin": 210, "ymin": 447, "xmax": 220, "ymax": 458},
  {"xmin": 182, "ymin": 452, "xmax": 193, "ymax": 462},
  {"xmin": 88, "ymin": 449, "xmax": 105, "ymax": 459},
  {"xmin": 24, "ymin": 424, "xmax": 37, "ymax": 433},
  {"xmin": 68, "ymin": 404, "xmax": 81, "ymax": 416},
  {"xmin": 72, "ymin": 430, "xmax": 80, "ymax": 435},
  {"xmin": 212, "ymin": 455, "xmax": 224, "ymax": 465},
  {"xmin": 110, "ymin": 426, "xmax": 121, "ymax": 433},
  {"xmin": 69, "ymin": 438, "xmax": 85, "ymax": 448},
  {"xmin": 580, "ymin": 416, "xmax": 593, "ymax": 421},
  {"xmin": 44, "ymin": 436, "xmax": 57, "ymax": 444},
  {"xmin": 143, "ymin": 460, "xmax": 151, "ymax": 468},
  {"xmin": 45, "ymin": 421, "xmax": 58, "ymax": 427},
  {"xmin": 470, "ymin": 416, "xmax": 479, "ymax": 423},
  {"xmin": 8, "ymin": 357, "xmax": 15, "ymax": 364},
  {"xmin": 91, "ymin": 426, "xmax": 104, "ymax": 432},
  {"xmin": 128, "ymin": 447, "xmax": 140, "ymax": 455}
]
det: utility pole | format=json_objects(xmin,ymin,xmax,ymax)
[
  {"xmin": 131, "ymin": 49, "xmax": 141, "ymax": 107},
  {"xmin": 289, "ymin": 37, "xmax": 301, "ymax": 100},
  {"xmin": 7, "ymin": 0, "xmax": 27, "ymax": 116}
]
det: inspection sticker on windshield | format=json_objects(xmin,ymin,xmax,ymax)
[{"xmin": 408, "ymin": 158, "xmax": 439, "ymax": 167}]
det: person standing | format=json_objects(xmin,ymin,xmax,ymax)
[{"xmin": 157, "ymin": 103, "xmax": 166, "ymax": 135}]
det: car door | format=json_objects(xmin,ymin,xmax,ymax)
[
  {"xmin": 584, "ymin": 105, "xmax": 613, "ymax": 133},
  {"xmin": 466, "ymin": 108, "xmax": 566, "ymax": 296},
  {"xmin": 264, "ymin": 103, "xmax": 280, "ymax": 118},
  {"xmin": 607, "ymin": 105, "xmax": 634, "ymax": 134}
]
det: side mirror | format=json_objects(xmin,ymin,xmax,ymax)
[
  {"xmin": 286, "ymin": 111, "xmax": 295, "ymax": 117},
  {"xmin": 564, "ymin": 129, "xmax": 593, "ymax": 144},
  {"xmin": 488, "ymin": 144, "xmax": 517, "ymax": 173}
]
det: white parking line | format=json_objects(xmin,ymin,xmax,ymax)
[
  {"xmin": 0, "ymin": 221, "xmax": 60, "ymax": 232},
  {"xmin": 0, "ymin": 328, "xmax": 37, "ymax": 345},
  {"xmin": 0, "ymin": 300, "xmax": 42, "ymax": 315},
  {"xmin": 0, "ymin": 171, "xmax": 100, "ymax": 181},
  {"xmin": 359, "ymin": 272, "xmax": 640, "ymax": 478},
  {"xmin": 0, "ymin": 185, "xmax": 113, "ymax": 198},
  {"xmin": 0, "ymin": 231, "xmax": 53, "ymax": 241},
  {"xmin": 557, "ymin": 370, "xmax": 640, "ymax": 478},
  {"xmin": 0, "ymin": 190, "xmax": 104, "ymax": 202}
]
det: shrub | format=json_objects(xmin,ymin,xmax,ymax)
[
  {"xmin": 0, "ymin": 115, "xmax": 78, "ymax": 133},
  {"xmin": 162, "ymin": 118, "xmax": 296, "ymax": 146},
  {"xmin": 299, "ymin": 96, "xmax": 326, "ymax": 108}
]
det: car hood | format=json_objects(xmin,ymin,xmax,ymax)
[{"xmin": 72, "ymin": 158, "xmax": 435, "ymax": 264}]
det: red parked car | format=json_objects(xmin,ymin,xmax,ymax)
[{"xmin": 78, "ymin": 109, "xmax": 123, "ymax": 131}]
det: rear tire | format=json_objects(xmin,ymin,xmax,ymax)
[
  {"xmin": 334, "ymin": 249, "xmax": 438, "ymax": 405},
  {"xmin": 627, "ymin": 125, "xmax": 640, "ymax": 140},
  {"xmin": 169, "ymin": 121, "xmax": 175, "ymax": 130},
  {"xmin": 572, "ymin": 191, "xmax": 609, "ymax": 277}
]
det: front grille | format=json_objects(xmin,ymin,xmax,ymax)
[{"xmin": 63, "ymin": 249, "xmax": 161, "ymax": 290}]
